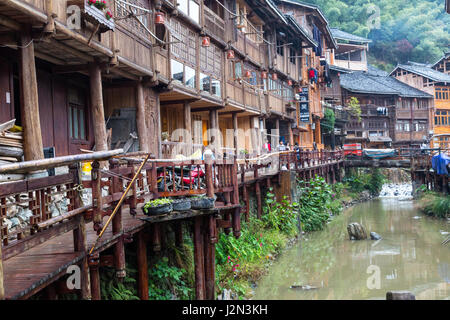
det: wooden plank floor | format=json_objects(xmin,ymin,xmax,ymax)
[{"xmin": 3, "ymin": 206, "xmax": 147, "ymax": 300}]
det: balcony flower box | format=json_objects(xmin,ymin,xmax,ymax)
[{"xmin": 67, "ymin": 0, "xmax": 115, "ymax": 33}]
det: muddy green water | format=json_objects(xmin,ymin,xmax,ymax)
[{"xmin": 254, "ymin": 199, "xmax": 450, "ymax": 300}]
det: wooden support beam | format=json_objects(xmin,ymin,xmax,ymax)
[
  {"xmin": 88, "ymin": 254, "xmax": 101, "ymax": 300},
  {"xmin": 160, "ymin": 98, "xmax": 199, "ymax": 106},
  {"xmin": 0, "ymin": 14, "xmax": 21, "ymax": 30},
  {"xmin": 203, "ymin": 215, "xmax": 215, "ymax": 300},
  {"xmin": 184, "ymin": 103, "xmax": 192, "ymax": 144},
  {"xmin": 255, "ymin": 181, "xmax": 262, "ymax": 219},
  {"xmin": 193, "ymin": 216, "xmax": 205, "ymax": 300},
  {"xmin": 137, "ymin": 231, "xmax": 149, "ymax": 300},
  {"xmin": 49, "ymin": 39, "xmax": 94, "ymax": 62},
  {"xmin": 232, "ymin": 112, "xmax": 238, "ymax": 156},
  {"xmin": 89, "ymin": 63, "xmax": 108, "ymax": 153},
  {"xmin": 52, "ymin": 64, "xmax": 89, "ymax": 74},
  {"xmin": 20, "ymin": 25, "xmax": 44, "ymax": 161},
  {"xmin": 136, "ymin": 82, "xmax": 149, "ymax": 153},
  {"xmin": 0, "ymin": 236, "xmax": 4, "ymax": 300}
]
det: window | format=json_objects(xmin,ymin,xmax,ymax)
[
  {"xmin": 435, "ymin": 110, "xmax": 449, "ymax": 126},
  {"xmin": 435, "ymin": 87, "xmax": 449, "ymax": 101},
  {"xmin": 200, "ymin": 73, "xmax": 210, "ymax": 92},
  {"xmin": 171, "ymin": 59, "xmax": 184, "ymax": 82},
  {"xmin": 68, "ymin": 87, "xmax": 86, "ymax": 141},
  {"xmin": 289, "ymin": 48, "xmax": 296, "ymax": 64},
  {"xmin": 177, "ymin": 0, "xmax": 200, "ymax": 24},
  {"xmin": 276, "ymin": 40, "xmax": 284, "ymax": 56},
  {"xmin": 185, "ymin": 65, "xmax": 196, "ymax": 88}
]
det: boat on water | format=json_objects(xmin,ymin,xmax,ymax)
[{"xmin": 363, "ymin": 149, "xmax": 397, "ymax": 159}]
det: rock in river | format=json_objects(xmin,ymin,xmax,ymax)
[
  {"xmin": 370, "ymin": 232, "xmax": 382, "ymax": 240},
  {"xmin": 347, "ymin": 222, "xmax": 367, "ymax": 240}
]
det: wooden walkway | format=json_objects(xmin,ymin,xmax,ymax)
[{"xmin": 3, "ymin": 205, "xmax": 146, "ymax": 300}]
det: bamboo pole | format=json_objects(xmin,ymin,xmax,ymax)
[{"xmin": 89, "ymin": 154, "xmax": 150, "ymax": 255}]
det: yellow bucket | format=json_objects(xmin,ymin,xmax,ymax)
[{"xmin": 82, "ymin": 161, "xmax": 92, "ymax": 175}]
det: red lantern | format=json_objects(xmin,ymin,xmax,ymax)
[
  {"xmin": 261, "ymin": 71, "xmax": 267, "ymax": 79},
  {"xmin": 272, "ymin": 73, "xmax": 278, "ymax": 80},
  {"xmin": 287, "ymin": 80, "xmax": 293, "ymax": 86},
  {"xmin": 226, "ymin": 49, "xmax": 235, "ymax": 60},
  {"xmin": 398, "ymin": 97, "xmax": 402, "ymax": 102},
  {"xmin": 414, "ymin": 98, "xmax": 417, "ymax": 102},
  {"xmin": 201, "ymin": 36, "xmax": 210, "ymax": 47},
  {"xmin": 244, "ymin": 70, "xmax": 251, "ymax": 78},
  {"xmin": 155, "ymin": 12, "xmax": 165, "ymax": 24}
]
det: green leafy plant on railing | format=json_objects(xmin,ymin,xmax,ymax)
[{"xmin": 321, "ymin": 108, "xmax": 336, "ymax": 134}]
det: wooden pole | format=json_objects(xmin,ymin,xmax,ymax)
[
  {"xmin": 89, "ymin": 62, "xmax": 108, "ymax": 153},
  {"xmin": 88, "ymin": 254, "xmax": 101, "ymax": 300},
  {"xmin": 137, "ymin": 231, "xmax": 149, "ymax": 300},
  {"xmin": 0, "ymin": 236, "xmax": 4, "ymax": 300},
  {"xmin": 110, "ymin": 160, "xmax": 126, "ymax": 281},
  {"xmin": 193, "ymin": 217, "xmax": 205, "ymax": 300},
  {"xmin": 232, "ymin": 112, "xmax": 238, "ymax": 156},
  {"xmin": 184, "ymin": 103, "xmax": 192, "ymax": 148},
  {"xmin": 136, "ymin": 82, "xmax": 149, "ymax": 153},
  {"xmin": 203, "ymin": 216, "xmax": 215, "ymax": 300},
  {"xmin": 19, "ymin": 25, "xmax": 44, "ymax": 161}
]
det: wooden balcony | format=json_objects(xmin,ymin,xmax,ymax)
[{"xmin": 203, "ymin": 6, "xmax": 225, "ymax": 41}]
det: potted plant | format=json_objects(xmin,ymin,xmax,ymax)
[
  {"xmin": 143, "ymin": 198, "xmax": 173, "ymax": 216},
  {"xmin": 105, "ymin": 10, "xmax": 113, "ymax": 20},
  {"xmin": 88, "ymin": 0, "xmax": 107, "ymax": 10},
  {"xmin": 172, "ymin": 197, "xmax": 192, "ymax": 211},
  {"xmin": 190, "ymin": 195, "xmax": 215, "ymax": 210}
]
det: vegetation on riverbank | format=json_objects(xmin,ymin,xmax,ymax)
[
  {"xmin": 73, "ymin": 171, "xmax": 386, "ymax": 301},
  {"xmin": 418, "ymin": 190, "xmax": 450, "ymax": 219}
]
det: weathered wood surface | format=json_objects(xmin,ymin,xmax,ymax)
[
  {"xmin": 0, "ymin": 149, "xmax": 123, "ymax": 174},
  {"xmin": 2, "ymin": 205, "xmax": 146, "ymax": 300}
]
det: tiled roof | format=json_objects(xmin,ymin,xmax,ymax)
[
  {"xmin": 391, "ymin": 62, "xmax": 450, "ymax": 83},
  {"xmin": 340, "ymin": 66, "xmax": 433, "ymax": 98},
  {"xmin": 330, "ymin": 28, "xmax": 372, "ymax": 44},
  {"xmin": 284, "ymin": 14, "xmax": 318, "ymax": 47},
  {"xmin": 432, "ymin": 51, "xmax": 450, "ymax": 68}
]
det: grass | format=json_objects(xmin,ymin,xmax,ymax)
[{"xmin": 418, "ymin": 191, "xmax": 450, "ymax": 219}]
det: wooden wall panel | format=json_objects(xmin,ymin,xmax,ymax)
[
  {"xmin": 0, "ymin": 59, "xmax": 14, "ymax": 123},
  {"xmin": 37, "ymin": 71, "xmax": 55, "ymax": 149},
  {"xmin": 51, "ymin": 77, "xmax": 69, "ymax": 156}
]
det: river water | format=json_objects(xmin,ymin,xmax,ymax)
[{"xmin": 253, "ymin": 191, "xmax": 450, "ymax": 300}]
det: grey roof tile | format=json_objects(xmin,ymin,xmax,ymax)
[
  {"xmin": 330, "ymin": 28, "xmax": 372, "ymax": 43},
  {"xmin": 393, "ymin": 62, "xmax": 450, "ymax": 83}
]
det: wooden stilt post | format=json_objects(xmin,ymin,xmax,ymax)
[
  {"xmin": 193, "ymin": 217, "xmax": 205, "ymax": 300},
  {"xmin": 243, "ymin": 185, "xmax": 249, "ymax": 222},
  {"xmin": 151, "ymin": 223, "xmax": 161, "ymax": 252},
  {"xmin": 89, "ymin": 62, "xmax": 108, "ymax": 153},
  {"xmin": 184, "ymin": 103, "xmax": 192, "ymax": 150},
  {"xmin": 174, "ymin": 222, "xmax": 183, "ymax": 248},
  {"xmin": 137, "ymin": 230, "xmax": 149, "ymax": 300},
  {"xmin": 110, "ymin": 160, "xmax": 126, "ymax": 281},
  {"xmin": 88, "ymin": 254, "xmax": 101, "ymax": 300},
  {"xmin": 44, "ymin": 282, "xmax": 58, "ymax": 300},
  {"xmin": 0, "ymin": 237, "xmax": 4, "ymax": 300},
  {"xmin": 232, "ymin": 161, "xmax": 241, "ymax": 238},
  {"xmin": 136, "ymin": 82, "xmax": 149, "ymax": 153},
  {"xmin": 254, "ymin": 166, "xmax": 262, "ymax": 219},
  {"xmin": 19, "ymin": 25, "xmax": 44, "ymax": 161},
  {"xmin": 203, "ymin": 216, "xmax": 215, "ymax": 300},
  {"xmin": 91, "ymin": 161, "xmax": 103, "ymax": 233},
  {"xmin": 232, "ymin": 112, "xmax": 238, "ymax": 157}
]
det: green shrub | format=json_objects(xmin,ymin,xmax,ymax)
[{"xmin": 419, "ymin": 192, "xmax": 450, "ymax": 219}]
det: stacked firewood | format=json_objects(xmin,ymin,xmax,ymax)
[{"xmin": 0, "ymin": 119, "xmax": 24, "ymax": 182}]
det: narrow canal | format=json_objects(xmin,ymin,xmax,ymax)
[{"xmin": 254, "ymin": 190, "xmax": 450, "ymax": 300}]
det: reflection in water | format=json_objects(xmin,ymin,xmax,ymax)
[{"xmin": 253, "ymin": 199, "xmax": 450, "ymax": 300}]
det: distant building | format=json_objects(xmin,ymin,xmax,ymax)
[
  {"xmin": 340, "ymin": 66, "xmax": 433, "ymax": 149},
  {"xmin": 330, "ymin": 28, "xmax": 372, "ymax": 72},
  {"xmin": 391, "ymin": 62, "xmax": 450, "ymax": 150}
]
